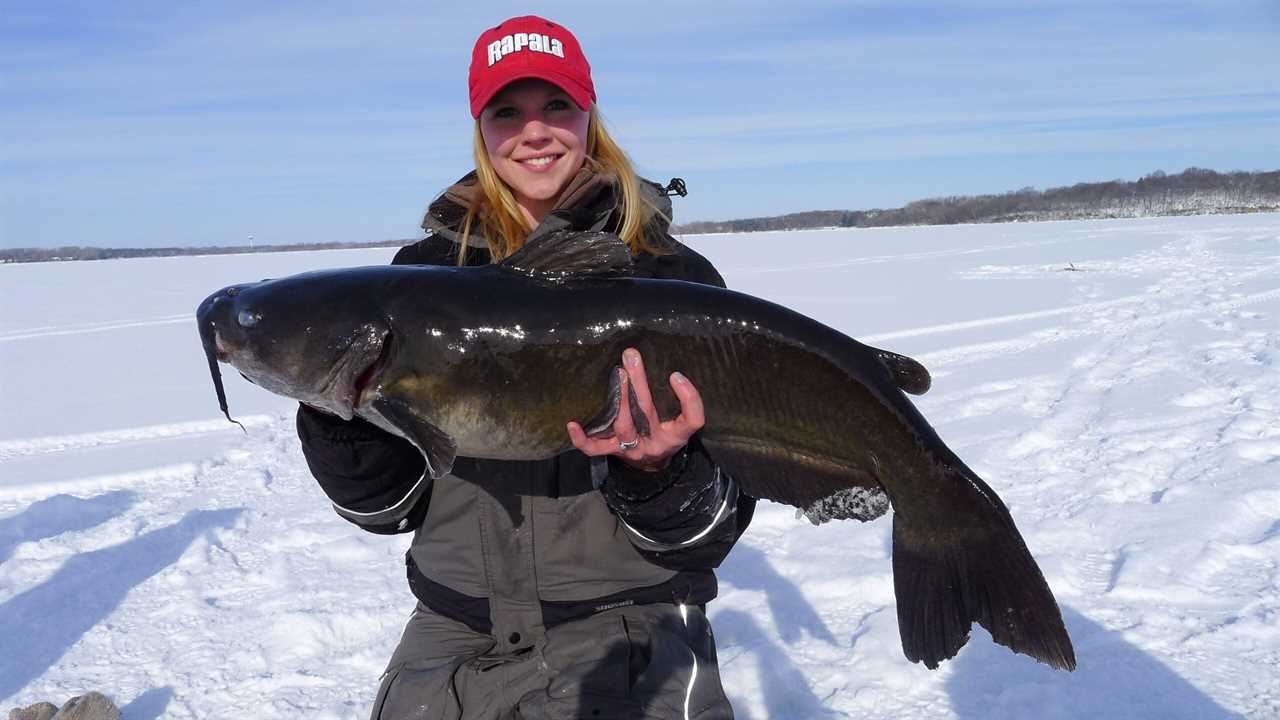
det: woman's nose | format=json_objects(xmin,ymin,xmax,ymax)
[{"xmin": 520, "ymin": 119, "xmax": 551, "ymax": 144}]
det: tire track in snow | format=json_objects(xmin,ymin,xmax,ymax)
[
  {"xmin": 0, "ymin": 416, "xmax": 275, "ymax": 460},
  {"xmin": 911, "ymin": 286, "xmax": 1280, "ymax": 368},
  {"xmin": 861, "ymin": 294, "xmax": 1151, "ymax": 344},
  {"xmin": 0, "ymin": 463, "xmax": 204, "ymax": 503},
  {"xmin": 0, "ymin": 314, "xmax": 192, "ymax": 342},
  {"xmin": 863, "ymin": 255, "xmax": 1280, "ymax": 346},
  {"xmin": 721, "ymin": 236, "xmax": 1077, "ymax": 277}
]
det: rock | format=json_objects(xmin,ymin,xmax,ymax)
[
  {"xmin": 50, "ymin": 694, "xmax": 119, "ymax": 720},
  {"xmin": 8, "ymin": 702, "xmax": 58, "ymax": 720}
]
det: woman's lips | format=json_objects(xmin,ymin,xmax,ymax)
[{"xmin": 518, "ymin": 154, "xmax": 562, "ymax": 173}]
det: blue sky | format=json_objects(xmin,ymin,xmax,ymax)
[{"xmin": 3, "ymin": 1, "xmax": 1277, "ymax": 249}]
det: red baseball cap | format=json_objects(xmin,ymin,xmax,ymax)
[{"xmin": 468, "ymin": 15, "xmax": 596, "ymax": 118}]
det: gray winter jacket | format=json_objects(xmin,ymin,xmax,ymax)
[{"xmin": 295, "ymin": 167, "xmax": 755, "ymax": 654}]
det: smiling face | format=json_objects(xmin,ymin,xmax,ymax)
[{"xmin": 478, "ymin": 78, "xmax": 591, "ymax": 227}]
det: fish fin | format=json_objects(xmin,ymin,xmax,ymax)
[
  {"xmin": 873, "ymin": 347, "xmax": 932, "ymax": 395},
  {"xmin": 581, "ymin": 366, "xmax": 653, "ymax": 438},
  {"xmin": 627, "ymin": 380, "xmax": 651, "ymax": 437},
  {"xmin": 498, "ymin": 230, "xmax": 633, "ymax": 282},
  {"xmin": 371, "ymin": 396, "xmax": 457, "ymax": 480},
  {"xmin": 892, "ymin": 474, "xmax": 1076, "ymax": 671},
  {"xmin": 700, "ymin": 436, "xmax": 889, "ymax": 521},
  {"xmin": 583, "ymin": 367, "xmax": 626, "ymax": 437}
]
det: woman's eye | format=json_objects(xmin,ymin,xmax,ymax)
[
  {"xmin": 491, "ymin": 106, "xmax": 517, "ymax": 119},
  {"xmin": 545, "ymin": 98, "xmax": 570, "ymax": 111}
]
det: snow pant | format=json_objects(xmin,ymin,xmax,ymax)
[{"xmin": 370, "ymin": 601, "xmax": 735, "ymax": 720}]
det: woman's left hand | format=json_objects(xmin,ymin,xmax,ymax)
[{"xmin": 566, "ymin": 347, "xmax": 705, "ymax": 471}]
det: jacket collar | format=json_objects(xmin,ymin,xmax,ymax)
[{"xmin": 420, "ymin": 162, "xmax": 671, "ymax": 248}]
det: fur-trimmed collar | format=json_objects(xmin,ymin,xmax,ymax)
[{"xmin": 419, "ymin": 163, "xmax": 672, "ymax": 248}]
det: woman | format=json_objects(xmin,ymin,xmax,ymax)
[{"xmin": 296, "ymin": 15, "xmax": 752, "ymax": 719}]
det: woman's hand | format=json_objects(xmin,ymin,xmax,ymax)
[{"xmin": 566, "ymin": 348, "xmax": 705, "ymax": 472}]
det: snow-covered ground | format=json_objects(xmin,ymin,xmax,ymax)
[{"xmin": 2, "ymin": 214, "xmax": 1278, "ymax": 719}]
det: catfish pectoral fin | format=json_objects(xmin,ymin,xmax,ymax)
[
  {"xmin": 582, "ymin": 366, "xmax": 625, "ymax": 437},
  {"xmin": 701, "ymin": 436, "xmax": 888, "ymax": 521},
  {"xmin": 580, "ymin": 365, "xmax": 653, "ymax": 439},
  {"xmin": 372, "ymin": 396, "xmax": 457, "ymax": 479},
  {"xmin": 892, "ymin": 490, "xmax": 1076, "ymax": 671},
  {"xmin": 627, "ymin": 378, "xmax": 651, "ymax": 438}
]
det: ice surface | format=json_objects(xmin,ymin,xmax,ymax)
[{"xmin": 2, "ymin": 215, "xmax": 1277, "ymax": 718}]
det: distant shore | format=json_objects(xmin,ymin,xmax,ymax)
[
  {"xmin": 669, "ymin": 168, "xmax": 1280, "ymax": 236},
  {"xmin": 1, "ymin": 239, "xmax": 412, "ymax": 265},
  {"xmin": 5, "ymin": 168, "xmax": 1277, "ymax": 264}
]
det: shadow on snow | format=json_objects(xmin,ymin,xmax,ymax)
[
  {"xmin": 717, "ymin": 543, "xmax": 836, "ymax": 645},
  {"xmin": 714, "ymin": 543, "xmax": 844, "ymax": 718},
  {"xmin": 945, "ymin": 605, "xmax": 1244, "ymax": 719},
  {"xmin": 0, "ymin": 507, "xmax": 243, "ymax": 700},
  {"xmin": 713, "ymin": 609, "xmax": 846, "ymax": 719},
  {"xmin": 0, "ymin": 490, "xmax": 136, "ymax": 566},
  {"xmin": 119, "ymin": 686, "xmax": 174, "ymax": 720}
]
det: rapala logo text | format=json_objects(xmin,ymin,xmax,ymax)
[{"xmin": 487, "ymin": 33, "xmax": 565, "ymax": 66}]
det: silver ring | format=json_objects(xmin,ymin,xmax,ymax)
[{"xmin": 618, "ymin": 437, "xmax": 640, "ymax": 451}]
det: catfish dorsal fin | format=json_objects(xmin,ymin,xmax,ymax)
[{"xmin": 499, "ymin": 230, "xmax": 633, "ymax": 282}]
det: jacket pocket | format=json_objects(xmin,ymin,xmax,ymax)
[
  {"xmin": 625, "ymin": 607, "xmax": 734, "ymax": 720},
  {"xmin": 538, "ymin": 607, "xmax": 733, "ymax": 719},
  {"xmin": 543, "ymin": 614, "xmax": 632, "ymax": 703},
  {"xmin": 372, "ymin": 659, "xmax": 465, "ymax": 720}
]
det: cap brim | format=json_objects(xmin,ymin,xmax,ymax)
[{"xmin": 470, "ymin": 68, "xmax": 594, "ymax": 118}]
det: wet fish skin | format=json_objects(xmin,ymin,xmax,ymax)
[
  {"xmin": 196, "ymin": 231, "xmax": 1075, "ymax": 671},
  {"xmin": 197, "ymin": 270, "xmax": 396, "ymax": 422}
]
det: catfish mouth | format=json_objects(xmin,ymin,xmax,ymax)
[{"xmin": 352, "ymin": 331, "xmax": 392, "ymax": 409}]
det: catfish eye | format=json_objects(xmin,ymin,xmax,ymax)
[{"xmin": 238, "ymin": 309, "xmax": 261, "ymax": 328}]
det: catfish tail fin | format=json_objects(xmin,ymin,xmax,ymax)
[{"xmin": 891, "ymin": 486, "xmax": 1076, "ymax": 671}]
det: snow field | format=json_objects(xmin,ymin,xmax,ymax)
[{"xmin": 2, "ymin": 214, "xmax": 1278, "ymax": 718}]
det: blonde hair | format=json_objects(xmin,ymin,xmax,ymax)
[{"xmin": 457, "ymin": 106, "xmax": 668, "ymax": 264}]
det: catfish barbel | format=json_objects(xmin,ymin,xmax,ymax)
[{"xmin": 196, "ymin": 230, "xmax": 1075, "ymax": 671}]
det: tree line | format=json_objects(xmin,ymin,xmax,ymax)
[
  {"xmin": 1, "ymin": 239, "xmax": 410, "ymax": 264},
  {"xmin": 5, "ymin": 168, "xmax": 1278, "ymax": 263},
  {"xmin": 671, "ymin": 168, "xmax": 1280, "ymax": 235}
]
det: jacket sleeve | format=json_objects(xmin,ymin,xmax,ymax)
[
  {"xmin": 599, "ymin": 238, "xmax": 756, "ymax": 569},
  {"xmin": 296, "ymin": 404, "xmax": 428, "ymax": 534},
  {"xmin": 294, "ymin": 235, "xmax": 457, "ymax": 534},
  {"xmin": 601, "ymin": 436, "xmax": 755, "ymax": 570}
]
